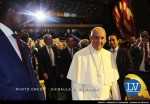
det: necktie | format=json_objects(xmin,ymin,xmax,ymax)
[
  {"xmin": 48, "ymin": 47, "xmax": 55, "ymax": 66},
  {"xmin": 71, "ymin": 48, "xmax": 73, "ymax": 56},
  {"xmin": 69, "ymin": 48, "xmax": 73, "ymax": 57}
]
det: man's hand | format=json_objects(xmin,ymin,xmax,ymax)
[
  {"xmin": 60, "ymin": 74, "xmax": 64, "ymax": 79},
  {"xmin": 43, "ymin": 73, "xmax": 48, "ymax": 80}
]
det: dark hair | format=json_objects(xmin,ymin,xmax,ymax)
[
  {"xmin": 0, "ymin": 1, "xmax": 22, "ymax": 21},
  {"xmin": 0, "ymin": 0, "xmax": 10, "ymax": 20},
  {"xmin": 21, "ymin": 32, "xmax": 29, "ymax": 43},
  {"xmin": 66, "ymin": 36, "xmax": 74, "ymax": 42},
  {"xmin": 141, "ymin": 31, "xmax": 150, "ymax": 38},
  {"xmin": 109, "ymin": 33, "xmax": 120, "ymax": 40}
]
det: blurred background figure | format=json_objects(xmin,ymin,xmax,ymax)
[
  {"xmin": 135, "ymin": 30, "xmax": 150, "ymax": 72},
  {"xmin": 65, "ymin": 36, "xmax": 79, "ymax": 58},
  {"xmin": 55, "ymin": 36, "xmax": 80, "ymax": 100},
  {"xmin": 78, "ymin": 39, "xmax": 90, "ymax": 49},
  {"xmin": 37, "ymin": 34, "xmax": 58, "ymax": 100},
  {"xmin": 128, "ymin": 35, "xmax": 143, "ymax": 70}
]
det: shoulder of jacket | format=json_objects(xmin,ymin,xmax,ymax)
[{"xmin": 40, "ymin": 46, "xmax": 46, "ymax": 51}]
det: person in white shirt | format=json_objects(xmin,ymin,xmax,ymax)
[
  {"xmin": 108, "ymin": 33, "xmax": 133, "ymax": 100},
  {"xmin": 67, "ymin": 27, "xmax": 121, "ymax": 100}
]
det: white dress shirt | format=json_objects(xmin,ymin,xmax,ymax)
[
  {"xmin": 46, "ymin": 45, "xmax": 55, "ymax": 66},
  {"xmin": 67, "ymin": 47, "xmax": 74, "ymax": 58},
  {"xmin": 110, "ymin": 47, "xmax": 119, "ymax": 70},
  {"xmin": 0, "ymin": 23, "xmax": 22, "ymax": 60}
]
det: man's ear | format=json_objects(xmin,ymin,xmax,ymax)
[
  {"xmin": 89, "ymin": 35, "xmax": 92, "ymax": 42},
  {"xmin": 117, "ymin": 39, "xmax": 119, "ymax": 44},
  {"xmin": 104, "ymin": 38, "xmax": 107, "ymax": 45}
]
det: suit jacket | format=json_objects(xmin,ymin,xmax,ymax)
[
  {"xmin": 0, "ymin": 30, "xmax": 44, "ymax": 100},
  {"xmin": 62, "ymin": 47, "xmax": 73, "ymax": 70},
  {"xmin": 116, "ymin": 47, "xmax": 133, "ymax": 79},
  {"xmin": 38, "ymin": 46, "xmax": 58, "ymax": 87},
  {"xmin": 33, "ymin": 46, "xmax": 44, "ymax": 80},
  {"xmin": 56, "ymin": 47, "xmax": 79, "ymax": 80},
  {"xmin": 129, "ymin": 46, "xmax": 143, "ymax": 70},
  {"xmin": 55, "ymin": 48, "xmax": 72, "ymax": 88}
]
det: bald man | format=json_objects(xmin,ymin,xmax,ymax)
[{"xmin": 67, "ymin": 27, "xmax": 121, "ymax": 100}]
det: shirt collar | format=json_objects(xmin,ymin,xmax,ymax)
[
  {"xmin": 46, "ymin": 45, "xmax": 52, "ymax": 49},
  {"xmin": 0, "ymin": 23, "xmax": 14, "ymax": 37},
  {"xmin": 110, "ymin": 46, "xmax": 119, "ymax": 52}
]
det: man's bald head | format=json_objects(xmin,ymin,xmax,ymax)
[
  {"xmin": 90, "ymin": 27, "xmax": 106, "ymax": 37},
  {"xmin": 90, "ymin": 27, "xmax": 107, "ymax": 50}
]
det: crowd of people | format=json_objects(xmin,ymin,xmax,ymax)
[{"xmin": 6, "ymin": 26, "xmax": 149, "ymax": 100}]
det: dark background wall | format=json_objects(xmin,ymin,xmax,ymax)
[
  {"xmin": 0, "ymin": 0, "xmax": 150, "ymax": 35},
  {"xmin": 131, "ymin": 0, "xmax": 150, "ymax": 33}
]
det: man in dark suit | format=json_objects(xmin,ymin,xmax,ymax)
[
  {"xmin": 0, "ymin": 2, "xmax": 45, "ymax": 100},
  {"xmin": 108, "ymin": 33, "xmax": 133, "ymax": 100},
  {"xmin": 64, "ymin": 36, "xmax": 79, "ymax": 86},
  {"xmin": 56, "ymin": 36, "xmax": 79, "ymax": 81},
  {"xmin": 38, "ymin": 34, "xmax": 58, "ymax": 100},
  {"xmin": 129, "ymin": 36, "xmax": 143, "ymax": 70},
  {"xmin": 55, "ymin": 36, "xmax": 79, "ymax": 100},
  {"xmin": 66, "ymin": 36, "xmax": 79, "ymax": 58}
]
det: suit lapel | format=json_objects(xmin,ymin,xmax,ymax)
[
  {"xmin": 44, "ymin": 46, "xmax": 51, "ymax": 59},
  {"xmin": 0, "ymin": 30, "xmax": 23, "ymax": 64},
  {"xmin": 43, "ymin": 46, "xmax": 52, "ymax": 65},
  {"xmin": 116, "ymin": 48, "xmax": 120, "ymax": 70}
]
